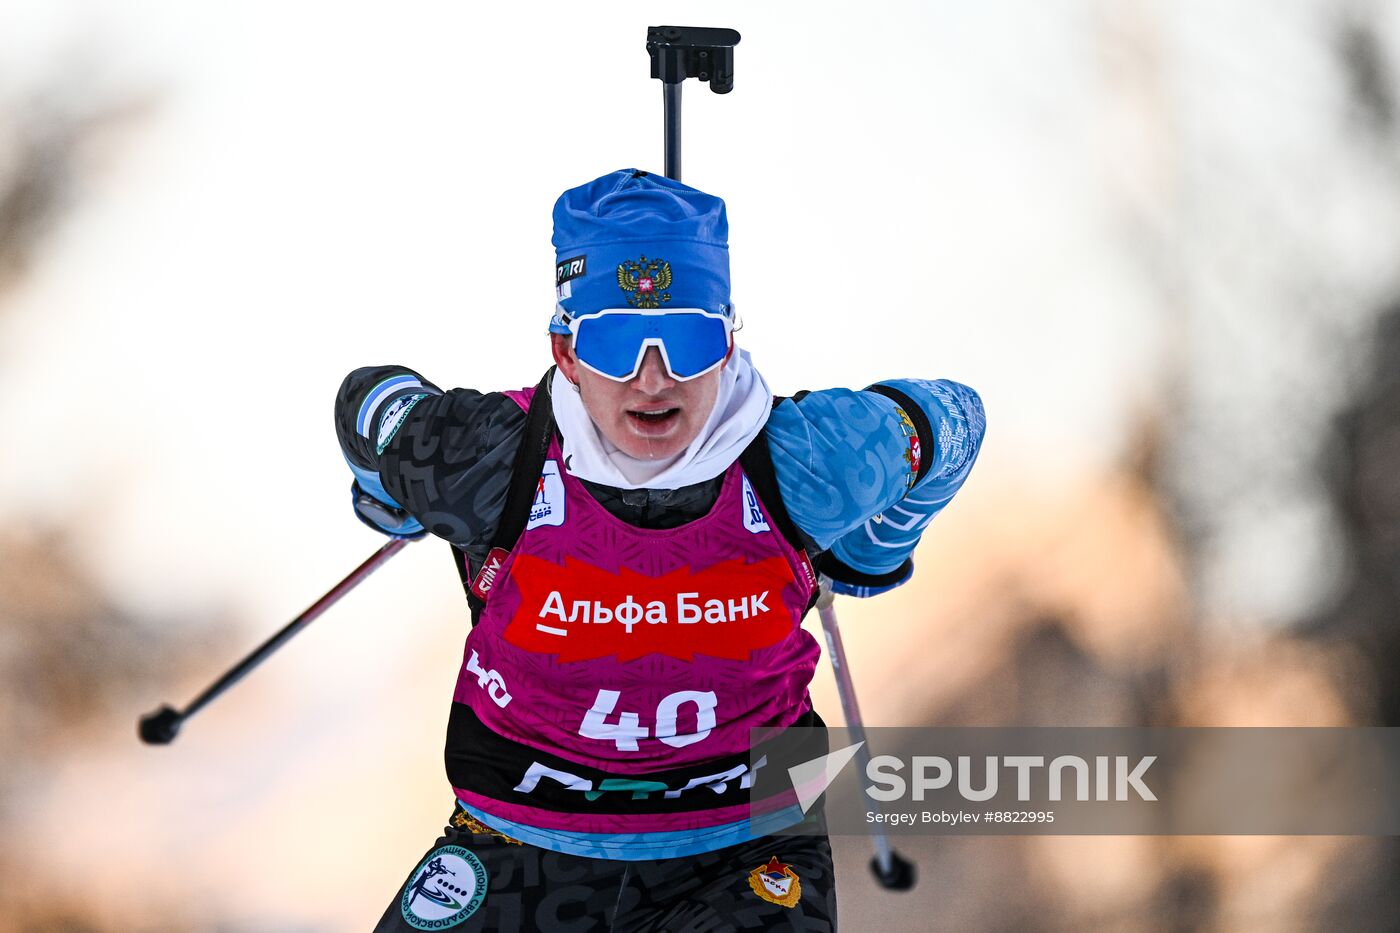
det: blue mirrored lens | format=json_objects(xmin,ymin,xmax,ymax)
[
  {"xmin": 573, "ymin": 315, "xmax": 648, "ymax": 379},
  {"xmin": 573, "ymin": 313, "xmax": 728, "ymax": 380},
  {"xmin": 658, "ymin": 315, "xmax": 730, "ymax": 378}
]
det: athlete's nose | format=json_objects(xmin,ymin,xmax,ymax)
[{"xmin": 633, "ymin": 346, "xmax": 676, "ymax": 395}]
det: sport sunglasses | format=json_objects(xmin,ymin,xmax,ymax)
[{"xmin": 568, "ymin": 308, "xmax": 734, "ymax": 382}]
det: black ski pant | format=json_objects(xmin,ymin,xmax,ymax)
[{"xmin": 373, "ymin": 804, "xmax": 838, "ymax": 932}]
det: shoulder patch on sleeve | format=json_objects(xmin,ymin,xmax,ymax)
[
  {"xmin": 376, "ymin": 393, "xmax": 429, "ymax": 454},
  {"xmin": 892, "ymin": 407, "xmax": 922, "ymax": 490},
  {"xmin": 358, "ymin": 374, "xmax": 424, "ymax": 438}
]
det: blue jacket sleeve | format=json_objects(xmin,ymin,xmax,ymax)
[{"xmin": 766, "ymin": 379, "xmax": 985, "ymax": 595}]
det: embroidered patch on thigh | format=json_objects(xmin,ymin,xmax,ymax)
[
  {"xmin": 748, "ymin": 855, "xmax": 801, "ymax": 908},
  {"xmin": 452, "ymin": 810, "xmax": 523, "ymax": 845},
  {"xmin": 400, "ymin": 845, "xmax": 488, "ymax": 929}
]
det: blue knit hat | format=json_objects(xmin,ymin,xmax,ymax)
[{"xmin": 550, "ymin": 169, "xmax": 731, "ymax": 334}]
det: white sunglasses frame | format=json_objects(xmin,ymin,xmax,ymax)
[{"xmin": 566, "ymin": 307, "xmax": 736, "ymax": 383}]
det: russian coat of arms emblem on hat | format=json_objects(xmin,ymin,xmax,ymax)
[
  {"xmin": 616, "ymin": 255, "xmax": 673, "ymax": 308},
  {"xmin": 747, "ymin": 855, "xmax": 802, "ymax": 908}
]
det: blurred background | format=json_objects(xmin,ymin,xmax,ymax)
[{"xmin": 1, "ymin": 1, "xmax": 1397, "ymax": 929}]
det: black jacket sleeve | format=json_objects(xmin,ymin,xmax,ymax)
[{"xmin": 334, "ymin": 366, "xmax": 527, "ymax": 550}]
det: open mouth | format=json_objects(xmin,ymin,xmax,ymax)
[{"xmin": 627, "ymin": 408, "xmax": 680, "ymax": 425}]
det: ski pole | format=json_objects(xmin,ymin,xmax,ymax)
[
  {"xmin": 817, "ymin": 582, "xmax": 917, "ymax": 891},
  {"xmin": 138, "ymin": 537, "xmax": 411, "ymax": 745}
]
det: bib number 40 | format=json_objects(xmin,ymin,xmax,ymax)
[{"xmin": 579, "ymin": 689, "xmax": 717, "ymax": 751}]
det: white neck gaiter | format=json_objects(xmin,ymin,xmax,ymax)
[{"xmin": 550, "ymin": 347, "xmax": 772, "ymax": 490}]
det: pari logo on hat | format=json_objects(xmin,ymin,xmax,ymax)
[
  {"xmin": 550, "ymin": 168, "xmax": 731, "ymax": 334},
  {"xmin": 556, "ymin": 255, "xmax": 586, "ymax": 302},
  {"xmin": 557, "ymin": 255, "xmax": 586, "ymax": 285}
]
